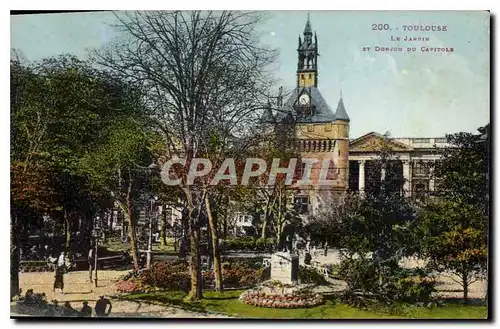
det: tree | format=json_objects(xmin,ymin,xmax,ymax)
[
  {"xmin": 77, "ymin": 97, "xmax": 154, "ymax": 271},
  {"xmin": 94, "ymin": 10, "xmax": 276, "ymax": 300},
  {"xmin": 417, "ymin": 125, "xmax": 489, "ymax": 302},
  {"xmin": 327, "ymin": 133, "xmax": 425, "ymax": 307},
  {"xmin": 418, "ymin": 200, "xmax": 486, "ymax": 302},
  {"xmin": 11, "ymin": 55, "xmax": 154, "ymax": 277}
]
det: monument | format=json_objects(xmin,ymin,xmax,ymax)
[
  {"xmin": 270, "ymin": 233, "xmax": 299, "ymax": 284},
  {"xmin": 239, "ymin": 231, "xmax": 323, "ymax": 309}
]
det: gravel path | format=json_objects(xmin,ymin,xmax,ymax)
[
  {"xmin": 14, "ymin": 250, "xmax": 487, "ymax": 318},
  {"xmin": 14, "ymin": 270, "xmax": 230, "ymax": 318}
]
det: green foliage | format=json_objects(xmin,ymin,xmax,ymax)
[
  {"xmin": 222, "ymin": 237, "xmax": 275, "ymax": 252},
  {"xmin": 416, "ymin": 125, "xmax": 489, "ymax": 301},
  {"xmin": 433, "ymin": 126, "xmax": 489, "ymax": 212},
  {"xmin": 338, "ymin": 257, "xmax": 436, "ymax": 309},
  {"xmin": 298, "ymin": 266, "xmax": 329, "ymax": 285},
  {"xmin": 123, "ymin": 290, "xmax": 487, "ymax": 319}
]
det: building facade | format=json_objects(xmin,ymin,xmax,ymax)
[
  {"xmin": 348, "ymin": 133, "xmax": 448, "ymax": 202},
  {"xmin": 265, "ymin": 15, "xmax": 351, "ymax": 217},
  {"xmin": 262, "ymin": 15, "xmax": 447, "ymax": 219}
]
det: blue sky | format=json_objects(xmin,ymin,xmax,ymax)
[{"xmin": 10, "ymin": 11, "xmax": 490, "ymax": 138}]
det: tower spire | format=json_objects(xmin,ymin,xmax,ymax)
[{"xmin": 304, "ymin": 12, "xmax": 312, "ymax": 35}]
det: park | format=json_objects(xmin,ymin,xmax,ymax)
[{"xmin": 10, "ymin": 11, "xmax": 489, "ymax": 320}]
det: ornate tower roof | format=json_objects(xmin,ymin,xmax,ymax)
[
  {"xmin": 304, "ymin": 13, "xmax": 312, "ymax": 35},
  {"xmin": 275, "ymin": 13, "xmax": 349, "ymax": 125},
  {"xmin": 335, "ymin": 95, "xmax": 350, "ymax": 122}
]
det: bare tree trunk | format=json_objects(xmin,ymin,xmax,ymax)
[
  {"xmin": 261, "ymin": 199, "xmax": 272, "ymax": 239},
  {"xmin": 205, "ymin": 194, "xmax": 223, "ymax": 292},
  {"xmin": 125, "ymin": 174, "xmax": 139, "ymax": 271},
  {"xmin": 186, "ymin": 190, "xmax": 203, "ymax": 301},
  {"xmin": 462, "ymin": 270, "xmax": 469, "ymax": 303}
]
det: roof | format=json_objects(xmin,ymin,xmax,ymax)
[
  {"xmin": 335, "ymin": 97, "xmax": 350, "ymax": 122},
  {"xmin": 304, "ymin": 14, "xmax": 312, "ymax": 34},
  {"xmin": 260, "ymin": 107, "xmax": 275, "ymax": 124},
  {"xmin": 276, "ymin": 87, "xmax": 338, "ymax": 124}
]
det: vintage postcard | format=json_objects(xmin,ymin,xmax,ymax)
[{"xmin": 10, "ymin": 10, "xmax": 490, "ymax": 319}]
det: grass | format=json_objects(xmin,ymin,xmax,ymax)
[{"xmin": 122, "ymin": 290, "xmax": 487, "ymax": 319}]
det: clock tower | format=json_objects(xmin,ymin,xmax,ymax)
[
  {"xmin": 274, "ymin": 14, "xmax": 351, "ymax": 216},
  {"xmin": 297, "ymin": 13, "xmax": 318, "ymax": 88}
]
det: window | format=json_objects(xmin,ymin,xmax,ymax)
[
  {"xmin": 308, "ymin": 74, "xmax": 312, "ymax": 79},
  {"xmin": 414, "ymin": 138, "xmax": 430, "ymax": 143},
  {"xmin": 435, "ymin": 138, "xmax": 447, "ymax": 143},
  {"xmin": 413, "ymin": 161, "xmax": 428, "ymax": 176},
  {"xmin": 296, "ymin": 162, "xmax": 307, "ymax": 179},
  {"xmin": 294, "ymin": 196, "xmax": 309, "ymax": 214},
  {"xmin": 307, "ymin": 125, "xmax": 315, "ymax": 132},
  {"xmin": 325, "ymin": 124, "xmax": 332, "ymax": 132}
]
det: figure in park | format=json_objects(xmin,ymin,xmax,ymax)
[
  {"xmin": 63, "ymin": 301, "xmax": 74, "ymax": 316},
  {"xmin": 80, "ymin": 301, "xmax": 92, "ymax": 317},
  {"xmin": 53, "ymin": 251, "xmax": 66, "ymax": 294},
  {"xmin": 304, "ymin": 252, "xmax": 312, "ymax": 265},
  {"xmin": 95, "ymin": 296, "xmax": 112, "ymax": 317},
  {"xmin": 88, "ymin": 245, "xmax": 95, "ymax": 283},
  {"xmin": 323, "ymin": 241, "xmax": 328, "ymax": 257}
]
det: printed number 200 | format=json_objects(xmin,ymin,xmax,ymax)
[{"xmin": 372, "ymin": 24, "xmax": 390, "ymax": 31}]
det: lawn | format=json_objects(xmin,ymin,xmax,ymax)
[{"xmin": 122, "ymin": 290, "xmax": 488, "ymax": 319}]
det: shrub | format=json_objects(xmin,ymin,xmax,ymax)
[
  {"xmin": 222, "ymin": 266, "xmax": 258, "ymax": 287},
  {"xmin": 298, "ymin": 266, "xmax": 329, "ymax": 285},
  {"xmin": 338, "ymin": 257, "xmax": 436, "ymax": 308},
  {"xmin": 396, "ymin": 275, "xmax": 436, "ymax": 304},
  {"xmin": 140, "ymin": 260, "xmax": 190, "ymax": 291},
  {"xmin": 223, "ymin": 237, "xmax": 276, "ymax": 252}
]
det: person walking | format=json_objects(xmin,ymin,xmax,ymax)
[
  {"xmin": 53, "ymin": 251, "xmax": 66, "ymax": 294},
  {"xmin": 88, "ymin": 246, "xmax": 95, "ymax": 283},
  {"xmin": 323, "ymin": 241, "xmax": 328, "ymax": 257},
  {"xmin": 95, "ymin": 296, "xmax": 112, "ymax": 317}
]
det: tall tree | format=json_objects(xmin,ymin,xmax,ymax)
[
  {"xmin": 94, "ymin": 10, "xmax": 276, "ymax": 300},
  {"xmin": 417, "ymin": 125, "xmax": 489, "ymax": 302}
]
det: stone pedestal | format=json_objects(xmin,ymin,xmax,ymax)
[{"xmin": 270, "ymin": 252, "xmax": 299, "ymax": 284}]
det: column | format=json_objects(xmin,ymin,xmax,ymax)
[
  {"xmin": 403, "ymin": 160, "xmax": 411, "ymax": 198},
  {"xmin": 428, "ymin": 161, "xmax": 435, "ymax": 193},
  {"xmin": 358, "ymin": 160, "xmax": 365, "ymax": 196}
]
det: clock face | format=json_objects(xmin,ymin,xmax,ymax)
[{"xmin": 299, "ymin": 94, "xmax": 310, "ymax": 105}]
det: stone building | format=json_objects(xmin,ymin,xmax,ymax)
[
  {"xmin": 348, "ymin": 133, "xmax": 448, "ymax": 202},
  {"xmin": 262, "ymin": 15, "xmax": 448, "ymax": 219},
  {"xmin": 265, "ymin": 15, "xmax": 351, "ymax": 217}
]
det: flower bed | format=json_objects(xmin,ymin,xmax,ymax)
[
  {"xmin": 115, "ymin": 260, "xmax": 269, "ymax": 294},
  {"xmin": 239, "ymin": 282, "xmax": 323, "ymax": 309}
]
